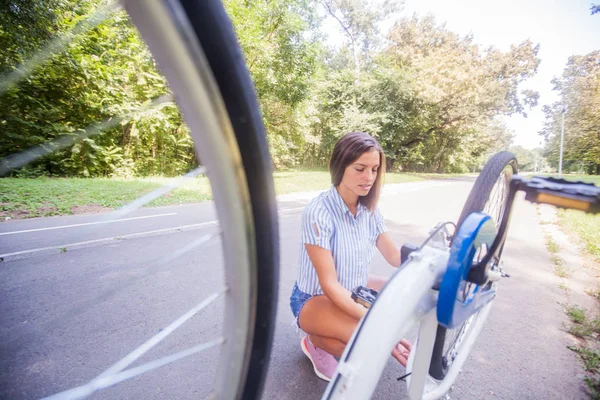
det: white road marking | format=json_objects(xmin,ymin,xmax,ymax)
[
  {"xmin": 0, "ymin": 213, "xmax": 178, "ymax": 236},
  {"xmin": 1, "ymin": 181, "xmax": 461, "ymax": 259},
  {"xmin": 0, "ymin": 221, "xmax": 218, "ymax": 259},
  {"xmin": 0, "ymin": 207, "xmax": 304, "ymax": 259}
]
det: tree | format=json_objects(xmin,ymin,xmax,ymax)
[
  {"xmin": 0, "ymin": 1, "xmax": 546, "ymax": 175},
  {"xmin": 0, "ymin": 0, "xmax": 74, "ymax": 73},
  {"xmin": 541, "ymin": 51, "xmax": 600, "ymax": 174},
  {"xmin": 224, "ymin": 0, "xmax": 321, "ymax": 167},
  {"xmin": 320, "ymin": 0, "xmax": 402, "ymax": 82},
  {"xmin": 380, "ymin": 15, "xmax": 539, "ymax": 171},
  {"xmin": 0, "ymin": 1, "xmax": 196, "ymax": 177}
]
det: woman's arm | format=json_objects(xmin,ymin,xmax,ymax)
[
  {"xmin": 376, "ymin": 231, "xmax": 401, "ymax": 268},
  {"xmin": 305, "ymin": 244, "xmax": 367, "ymax": 320}
]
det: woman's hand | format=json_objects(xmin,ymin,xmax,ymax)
[{"xmin": 392, "ymin": 339, "xmax": 412, "ymax": 367}]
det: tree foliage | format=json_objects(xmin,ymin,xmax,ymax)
[
  {"xmin": 0, "ymin": 0, "xmax": 549, "ymax": 176},
  {"xmin": 0, "ymin": 0, "xmax": 195, "ymax": 177},
  {"xmin": 320, "ymin": 0, "xmax": 402, "ymax": 80},
  {"xmin": 541, "ymin": 51, "xmax": 600, "ymax": 174},
  {"xmin": 224, "ymin": 0, "xmax": 321, "ymax": 168},
  {"xmin": 375, "ymin": 16, "xmax": 539, "ymax": 171}
]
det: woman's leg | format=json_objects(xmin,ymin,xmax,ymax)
[
  {"xmin": 298, "ymin": 292, "xmax": 411, "ymax": 365},
  {"xmin": 309, "ymin": 335, "xmax": 346, "ymax": 357},
  {"xmin": 298, "ymin": 295, "xmax": 359, "ymax": 358}
]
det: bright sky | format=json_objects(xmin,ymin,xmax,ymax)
[{"xmin": 323, "ymin": 0, "xmax": 600, "ymax": 149}]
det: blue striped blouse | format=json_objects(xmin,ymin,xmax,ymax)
[{"xmin": 296, "ymin": 185, "xmax": 387, "ymax": 295}]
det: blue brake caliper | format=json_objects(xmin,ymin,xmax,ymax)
[{"xmin": 437, "ymin": 212, "xmax": 498, "ymax": 329}]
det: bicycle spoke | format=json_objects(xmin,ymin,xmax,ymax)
[
  {"xmin": 0, "ymin": 1, "xmax": 119, "ymax": 96},
  {"xmin": 109, "ymin": 166, "xmax": 206, "ymax": 220},
  {"xmin": 485, "ymin": 172, "xmax": 509, "ymax": 227},
  {"xmin": 43, "ymin": 337, "xmax": 224, "ymax": 400},
  {"xmin": 3, "ymin": 231, "xmax": 221, "ymax": 355},
  {"xmin": 96, "ymin": 287, "xmax": 226, "ymax": 380},
  {"xmin": 42, "ymin": 288, "xmax": 226, "ymax": 400},
  {"xmin": 0, "ymin": 95, "xmax": 173, "ymax": 176}
]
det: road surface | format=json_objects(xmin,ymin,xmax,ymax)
[{"xmin": 0, "ymin": 179, "xmax": 587, "ymax": 399}]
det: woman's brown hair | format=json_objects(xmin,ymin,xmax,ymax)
[{"xmin": 329, "ymin": 132, "xmax": 386, "ymax": 211}]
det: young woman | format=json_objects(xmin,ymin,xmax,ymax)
[{"xmin": 290, "ymin": 131, "xmax": 411, "ymax": 381}]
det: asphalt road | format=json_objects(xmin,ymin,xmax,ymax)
[{"xmin": 0, "ymin": 179, "xmax": 588, "ymax": 399}]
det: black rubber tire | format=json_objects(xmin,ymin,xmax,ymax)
[
  {"xmin": 456, "ymin": 151, "xmax": 519, "ymax": 229},
  {"xmin": 176, "ymin": 1, "xmax": 280, "ymax": 398},
  {"xmin": 429, "ymin": 151, "xmax": 517, "ymax": 380}
]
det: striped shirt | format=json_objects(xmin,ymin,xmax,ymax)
[{"xmin": 296, "ymin": 185, "xmax": 387, "ymax": 295}]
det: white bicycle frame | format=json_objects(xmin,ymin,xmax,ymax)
[{"xmin": 322, "ymin": 229, "xmax": 494, "ymax": 400}]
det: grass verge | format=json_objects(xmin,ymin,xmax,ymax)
[
  {"xmin": 0, "ymin": 171, "xmax": 439, "ymax": 219},
  {"xmin": 545, "ymin": 235, "xmax": 560, "ymax": 253},
  {"xmin": 549, "ymin": 177, "xmax": 600, "ymax": 398},
  {"xmin": 0, "ymin": 177, "xmax": 213, "ymax": 219},
  {"xmin": 565, "ymin": 305, "xmax": 600, "ymax": 397},
  {"xmin": 558, "ymin": 209, "xmax": 600, "ymax": 263}
]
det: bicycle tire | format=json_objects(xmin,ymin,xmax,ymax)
[
  {"xmin": 9, "ymin": 0, "xmax": 281, "ymax": 398},
  {"xmin": 176, "ymin": 2, "xmax": 280, "ymax": 398},
  {"xmin": 429, "ymin": 151, "xmax": 517, "ymax": 380}
]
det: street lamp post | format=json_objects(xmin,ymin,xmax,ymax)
[{"xmin": 558, "ymin": 105, "xmax": 567, "ymax": 178}]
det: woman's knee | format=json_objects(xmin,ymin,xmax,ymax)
[{"xmin": 298, "ymin": 296, "xmax": 357, "ymax": 342}]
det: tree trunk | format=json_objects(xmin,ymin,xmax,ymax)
[
  {"xmin": 352, "ymin": 39, "xmax": 360, "ymax": 84},
  {"xmin": 122, "ymin": 121, "xmax": 133, "ymax": 156},
  {"xmin": 386, "ymin": 157, "xmax": 394, "ymax": 171}
]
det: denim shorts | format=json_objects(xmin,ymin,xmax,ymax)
[{"xmin": 290, "ymin": 283, "xmax": 312, "ymax": 324}]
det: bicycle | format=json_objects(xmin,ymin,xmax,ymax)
[
  {"xmin": 322, "ymin": 152, "xmax": 600, "ymax": 399},
  {"xmin": 2, "ymin": 1, "xmax": 599, "ymax": 400},
  {"xmin": 1, "ymin": 1, "xmax": 279, "ymax": 399}
]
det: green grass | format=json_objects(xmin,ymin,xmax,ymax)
[
  {"xmin": 405, "ymin": 172, "xmax": 472, "ymax": 180},
  {"xmin": 571, "ymin": 346, "xmax": 600, "ymax": 400},
  {"xmin": 552, "ymin": 255, "xmax": 564, "ymax": 266},
  {"xmin": 545, "ymin": 235, "xmax": 560, "ymax": 253},
  {"xmin": 564, "ymin": 305, "xmax": 600, "ymax": 339},
  {"xmin": 533, "ymin": 174, "xmax": 599, "ymax": 263},
  {"xmin": 555, "ymin": 265, "xmax": 571, "ymax": 278},
  {"xmin": 586, "ymin": 287, "xmax": 600, "ymax": 302},
  {"xmin": 0, "ymin": 171, "xmax": 435, "ymax": 219},
  {"xmin": 569, "ymin": 346, "xmax": 600, "ymax": 373},
  {"xmin": 0, "ymin": 176, "xmax": 212, "ymax": 218},
  {"xmin": 568, "ymin": 345, "xmax": 600, "ymax": 397},
  {"xmin": 584, "ymin": 376, "xmax": 600, "ymax": 399},
  {"xmin": 567, "ymin": 305, "xmax": 588, "ymax": 324},
  {"xmin": 558, "ymin": 209, "xmax": 600, "ymax": 262},
  {"xmin": 272, "ymin": 170, "xmax": 428, "ymax": 194}
]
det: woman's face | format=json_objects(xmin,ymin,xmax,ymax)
[{"xmin": 340, "ymin": 149, "xmax": 380, "ymax": 197}]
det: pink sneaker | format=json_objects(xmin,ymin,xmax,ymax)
[{"xmin": 300, "ymin": 336, "xmax": 338, "ymax": 381}]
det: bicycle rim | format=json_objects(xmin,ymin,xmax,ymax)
[
  {"xmin": 125, "ymin": 2, "xmax": 279, "ymax": 397},
  {"xmin": 429, "ymin": 152, "xmax": 517, "ymax": 381},
  {"xmin": 1, "ymin": 0, "xmax": 278, "ymax": 399}
]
